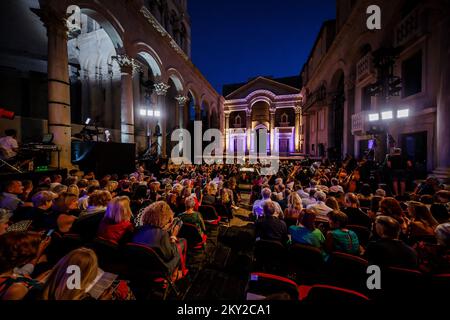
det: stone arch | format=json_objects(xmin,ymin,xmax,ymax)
[
  {"xmin": 166, "ymin": 68, "xmax": 184, "ymax": 93},
  {"xmin": 70, "ymin": 2, "xmax": 125, "ymax": 49},
  {"xmin": 131, "ymin": 42, "xmax": 163, "ymax": 78}
]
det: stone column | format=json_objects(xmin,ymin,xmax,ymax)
[
  {"xmin": 246, "ymin": 108, "xmax": 252, "ymax": 154},
  {"xmin": 344, "ymin": 75, "xmax": 356, "ymax": 157},
  {"xmin": 295, "ymin": 105, "xmax": 302, "ymax": 152},
  {"xmin": 114, "ymin": 54, "xmax": 139, "ymax": 144},
  {"xmin": 269, "ymin": 106, "xmax": 276, "ymax": 152},
  {"xmin": 154, "ymin": 82, "xmax": 170, "ymax": 157},
  {"xmin": 434, "ymin": 15, "xmax": 450, "ymax": 182},
  {"xmin": 175, "ymin": 95, "xmax": 188, "ymax": 129},
  {"xmin": 224, "ymin": 111, "xmax": 230, "ymax": 153},
  {"xmin": 40, "ymin": 8, "xmax": 72, "ymax": 168}
]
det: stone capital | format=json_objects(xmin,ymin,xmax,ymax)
[
  {"xmin": 175, "ymin": 95, "xmax": 189, "ymax": 106},
  {"xmin": 295, "ymin": 105, "xmax": 302, "ymax": 114},
  {"xmin": 154, "ymin": 82, "xmax": 171, "ymax": 96},
  {"xmin": 112, "ymin": 54, "xmax": 140, "ymax": 74}
]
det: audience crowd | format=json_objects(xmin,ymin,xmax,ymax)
[{"xmin": 0, "ymin": 159, "xmax": 449, "ymax": 300}]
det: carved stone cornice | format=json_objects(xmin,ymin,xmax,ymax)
[
  {"xmin": 154, "ymin": 82, "xmax": 170, "ymax": 96},
  {"xmin": 140, "ymin": 6, "xmax": 189, "ymax": 61},
  {"xmin": 295, "ymin": 105, "xmax": 302, "ymax": 114},
  {"xmin": 32, "ymin": 6, "xmax": 68, "ymax": 36}
]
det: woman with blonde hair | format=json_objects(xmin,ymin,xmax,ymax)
[
  {"xmin": 67, "ymin": 184, "xmax": 80, "ymax": 198},
  {"xmin": 97, "ymin": 196, "xmax": 134, "ymax": 244},
  {"xmin": 105, "ymin": 181, "xmax": 119, "ymax": 197},
  {"xmin": 40, "ymin": 248, "xmax": 134, "ymax": 300},
  {"xmin": 131, "ymin": 201, "xmax": 187, "ymax": 280},
  {"xmin": 284, "ymin": 192, "xmax": 303, "ymax": 226}
]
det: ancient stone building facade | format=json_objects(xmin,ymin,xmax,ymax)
[
  {"xmin": 300, "ymin": 0, "xmax": 450, "ymax": 180},
  {"xmin": 0, "ymin": 0, "xmax": 222, "ymax": 167},
  {"xmin": 223, "ymin": 76, "xmax": 303, "ymax": 158}
]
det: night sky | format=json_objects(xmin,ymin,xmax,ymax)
[{"xmin": 188, "ymin": 0, "xmax": 336, "ymax": 94}]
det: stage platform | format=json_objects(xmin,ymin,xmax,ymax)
[{"xmin": 0, "ymin": 168, "xmax": 68, "ymax": 187}]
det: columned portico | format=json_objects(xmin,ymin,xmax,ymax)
[{"xmin": 154, "ymin": 82, "xmax": 170, "ymax": 157}]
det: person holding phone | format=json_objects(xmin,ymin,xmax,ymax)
[{"xmin": 0, "ymin": 232, "xmax": 51, "ymax": 300}]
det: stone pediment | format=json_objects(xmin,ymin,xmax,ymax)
[{"xmin": 225, "ymin": 77, "xmax": 300, "ymax": 100}]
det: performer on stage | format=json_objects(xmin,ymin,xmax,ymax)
[{"xmin": 0, "ymin": 129, "xmax": 19, "ymax": 160}]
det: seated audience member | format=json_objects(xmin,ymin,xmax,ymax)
[
  {"xmin": 97, "ymin": 196, "xmax": 134, "ymax": 244},
  {"xmin": 329, "ymin": 178, "xmax": 344, "ymax": 194},
  {"xmin": 51, "ymin": 192, "xmax": 80, "ymax": 233},
  {"xmin": 378, "ymin": 197, "xmax": 409, "ymax": 237},
  {"xmin": 357, "ymin": 184, "xmax": 373, "ymax": 208},
  {"xmin": 201, "ymin": 184, "xmax": 217, "ymax": 206},
  {"xmin": 252, "ymin": 188, "xmax": 272, "ymax": 219},
  {"xmin": 78, "ymin": 185, "xmax": 99, "ymax": 211},
  {"xmin": 368, "ymin": 196, "xmax": 383, "ymax": 220},
  {"xmin": 415, "ymin": 222, "xmax": 450, "ymax": 274},
  {"xmin": 307, "ymin": 191, "xmax": 333, "ymax": 223},
  {"xmin": 149, "ymin": 182, "xmax": 161, "ymax": 202},
  {"xmin": 130, "ymin": 185, "xmax": 151, "ymax": 214},
  {"xmin": 49, "ymin": 175, "xmax": 63, "ymax": 191},
  {"xmin": 431, "ymin": 190, "xmax": 450, "ymax": 223},
  {"xmin": 0, "ymin": 180, "xmax": 25, "ymax": 211},
  {"xmin": 178, "ymin": 196, "xmax": 206, "ymax": 237},
  {"xmin": 325, "ymin": 210, "xmax": 360, "ymax": 256},
  {"xmin": 414, "ymin": 176, "xmax": 442, "ymax": 196},
  {"xmin": 77, "ymin": 179, "xmax": 89, "ymax": 198},
  {"xmin": 301, "ymin": 189, "xmax": 317, "ymax": 208},
  {"xmin": 284, "ymin": 192, "xmax": 303, "ymax": 224},
  {"xmin": 131, "ymin": 201, "xmax": 187, "ymax": 279},
  {"xmin": 0, "ymin": 232, "xmax": 50, "ymax": 300},
  {"xmin": 19, "ymin": 180, "xmax": 33, "ymax": 202},
  {"xmin": 342, "ymin": 193, "xmax": 372, "ymax": 228},
  {"xmin": 289, "ymin": 209, "xmax": 325, "ymax": 250},
  {"xmin": 255, "ymin": 200, "xmax": 288, "ymax": 244},
  {"xmin": 118, "ymin": 181, "xmax": 133, "ymax": 198},
  {"xmin": 367, "ymin": 215, "xmax": 418, "ymax": 269},
  {"xmin": 407, "ymin": 201, "xmax": 439, "ymax": 238},
  {"xmin": 0, "ymin": 209, "xmax": 11, "ymax": 235},
  {"xmin": 80, "ymin": 190, "xmax": 112, "ymax": 217},
  {"xmin": 12, "ymin": 191, "xmax": 57, "ymax": 231},
  {"xmin": 40, "ymin": 248, "xmax": 134, "ymax": 300},
  {"xmin": 375, "ymin": 189, "xmax": 386, "ymax": 198},
  {"xmin": 67, "ymin": 185, "xmax": 80, "ymax": 198},
  {"xmin": 325, "ymin": 196, "xmax": 340, "ymax": 211}
]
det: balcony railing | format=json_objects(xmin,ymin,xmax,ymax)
[
  {"xmin": 356, "ymin": 53, "xmax": 374, "ymax": 83},
  {"xmin": 394, "ymin": 7, "xmax": 426, "ymax": 47}
]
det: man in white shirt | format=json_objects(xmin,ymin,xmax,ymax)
[
  {"xmin": 0, "ymin": 129, "xmax": 19, "ymax": 160},
  {"xmin": 252, "ymin": 188, "xmax": 272, "ymax": 219},
  {"xmin": 307, "ymin": 191, "xmax": 333, "ymax": 223}
]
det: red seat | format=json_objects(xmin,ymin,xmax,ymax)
[
  {"xmin": 178, "ymin": 223, "xmax": 207, "ymax": 249},
  {"xmin": 246, "ymin": 272, "xmax": 300, "ymax": 300},
  {"xmin": 254, "ymin": 239, "xmax": 288, "ymax": 275},
  {"xmin": 123, "ymin": 243, "xmax": 180, "ymax": 299},
  {"xmin": 199, "ymin": 205, "xmax": 221, "ymax": 225},
  {"xmin": 299, "ymin": 284, "xmax": 369, "ymax": 303},
  {"xmin": 347, "ymin": 225, "xmax": 371, "ymax": 247},
  {"xmin": 327, "ymin": 252, "xmax": 368, "ymax": 292},
  {"xmin": 288, "ymin": 244, "xmax": 325, "ymax": 284}
]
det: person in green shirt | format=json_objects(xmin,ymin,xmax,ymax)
[
  {"xmin": 289, "ymin": 209, "xmax": 325, "ymax": 249},
  {"xmin": 178, "ymin": 196, "xmax": 206, "ymax": 236},
  {"xmin": 325, "ymin": 210, "xmax": 361, "ymax": 256}
]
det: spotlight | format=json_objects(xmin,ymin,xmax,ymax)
[
  {"xmin": 381, "ymin": 111, "xmax": 393, "ymax": 120},
  {"xmin": 368, "ymin": 113, "xmax": 379, "ymax": 122},
  {"xmin": 85, "ymin": 117, "xmax": 91, "ymax": 125},
  {"xmin": 397, "ymin": 109, "xmax": 409, "ymax": 118}
]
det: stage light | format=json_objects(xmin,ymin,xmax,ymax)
[
  {"xmin": 85, "ymin": 118, "xmax": 91, "ymax": 125},
  {"xmin": 397, "ymin": 109, "xmax": 409, "ymax": 118},
  {"xmin": 154, "ymin": 111, "xmax": 161, "ymax": 117},
  {"xmin": 381, "ymin": 111, "xmax": 393, "ymax": 120},
  {"xmin": 139, "ymin": 109, "xmax": 146, "ymax": 116},
  {"xmin": 147, "ymin": 110, "xmax": 154, "ymax": 117},
  {"xmin": 368, "ymin": 113, "xmax": 379, "ymax": 121}
]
